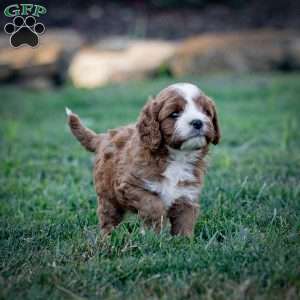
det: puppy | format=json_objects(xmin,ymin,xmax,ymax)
[{"xmin": 66, "ymin": 83, "xmax": 220, "ymax": 236}]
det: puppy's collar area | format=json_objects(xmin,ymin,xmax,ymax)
[{"xmin": 167, "ymin": 146, "xmax": 200, "ymax": 163}]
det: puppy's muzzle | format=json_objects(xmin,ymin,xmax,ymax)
[{"xmin": 190, "ymin": 119, "xmax": 203, "ymax": 130}]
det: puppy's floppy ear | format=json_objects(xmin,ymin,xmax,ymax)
[
  {"xmin": 137, "ymin": 97, "xmax": 163, "ymax": 151},
  {"xmin": 209, "ymin": 98, "xmax": 221, "ymax": 145}
]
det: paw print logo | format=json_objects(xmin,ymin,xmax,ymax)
[{"xmin": 4, "ymin": 16, "xmax": 45, "ymax": 48}]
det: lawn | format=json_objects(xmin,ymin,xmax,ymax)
[{"xmin": 0, "ymin": 73, "xmax": 299, "ymax": 300}]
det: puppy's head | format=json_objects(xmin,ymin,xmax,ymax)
[{"xmin": 137, "ymin": 83, "xmax": 221, "ymax": 152}]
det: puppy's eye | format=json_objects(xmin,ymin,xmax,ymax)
[{"xmin": 170, "ymin": 112, "xmax": 180, "ymax": 119}]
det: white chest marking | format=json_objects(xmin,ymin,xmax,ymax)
[{"xmin": 144, "ymin": 149, "xmax": 200, "ymax": 208}]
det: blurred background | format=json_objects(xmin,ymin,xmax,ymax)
[{"xmin": 0, "ymin": 0, "xmax": 299, "ymax": 89}]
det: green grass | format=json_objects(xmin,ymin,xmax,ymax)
[{"xmin": 0, "ymin": 73, "xmax": 300, "ymax": 300}]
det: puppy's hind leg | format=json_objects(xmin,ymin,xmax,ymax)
[{"xmin": 97, "ymin": 197, "xmax": 125, "ymax": 236}]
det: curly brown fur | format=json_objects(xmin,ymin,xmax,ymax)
[{"xmin": 66, "ymin": 83, "xmax": 220, "ymax": 236}]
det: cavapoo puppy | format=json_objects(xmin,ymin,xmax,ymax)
[{"xmin": 66, "ymin": 83, "xmax": 220, "ymax": 236}]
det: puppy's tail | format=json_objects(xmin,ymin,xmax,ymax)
[{"xmin": 65, "ymin": 107, "xmax": 100, "ymax": 152}]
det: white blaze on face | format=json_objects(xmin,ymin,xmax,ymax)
[{"xmin": 170, "ymin": 83, "xmax": 209, "ymax": 147}]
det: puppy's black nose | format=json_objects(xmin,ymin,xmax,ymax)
[{"xmin": 190, "ymin": 119, "xmax": 203, "ymax": 130}]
